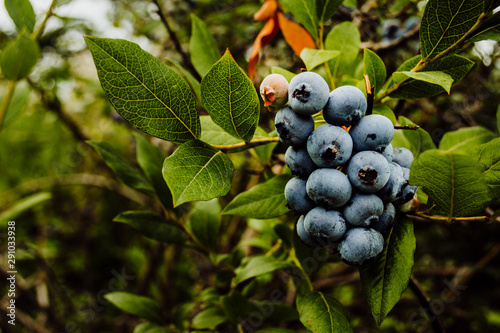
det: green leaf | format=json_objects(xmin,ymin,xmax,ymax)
[
  {"xmin": 392, "ymin": 71, "xmax": 453, "ymax": 94},
  {"xmin": 84, "ymin": 36, "xmax": 200, "ymax": 144},
  {"xmin": 162, "ymin": 140, "xmax": 234, "ymax": 207},
  {"xmin": 363, "ymin": 49, "xmax": 387, "ymax": 94},
  {"xmin": 497, "ymin": 105, "xmax": 500, "ymax": 134},
  {"xmin": 300, "ymin": 48, "xmax": 340, "ymax": 70},
  {"xmin": 420, "ymin": 0, "xmax": 483, "ymax": 61},
  {"xmin": 410, "ymin": 149, "xmax": 491, "ymax": 218},
  {"xmin": 296, "ymin": 291, "xmax": 352, "ymax": 333},
  {"xmin": 134, "ymin": 133, "xmax": 173, "ymax": 209},
  {"xmin": 316, "ymin": 0, "xmax": 343, "ymax": 25},
  {"xmin": 0, "ymin": 192, "xmax": 51, "ymax": 225},
  {"xmin": 325, "ymin": 22, "xmax": 361, "ymax": 78},
  {"xmin": 439, "ymin": 126, "xmax": 496, "ymax": 153},
  {"xmin": 5, "ymin": 0, "xmax": 36, "ymax": 32},
  {"xmin": 199, "ymin": 115, "xmax": 244, "ymax": 146},
  {"xmin": 201, "ymin": 49, "xmax": 260, "ymax": 142},
  {"xmin": 471, "ymin": 138, "xmax": 500, "ymax": 198},
  {"xmin": 359, "ymin": 216, "xmax": 416, "ymax": 326},
  {"xmin": 0, "ymin": 30, "xmax": 40, "ymax": 81},
  {"xmin": 190, "ymin": 14, "xmax": 220, "ymax": 77},
  {"xmin": 222, "ymin": 175, "xmax": 292, "ymax": 219},
  {"xmin": 104, "ymin": 292, "xmax": 165, "ymax": 325},
  {"xmin": 165, "ymin": 57, "xmax": 201, "ymax": 101},
  {"xmin": 386, "ymin": 54, "xmax": 474, "ymax": 99},
  {"xmin": 373, "ymin": 106, "xmax": 396, "ymax": 125},
  {"xmin": 281, "ymin": 0, "xmax": 318, "ymax": 40},
  {"xmin": 133, "ymin": 323, "xmax": 173, "ymax": 333},
  {"xmin": 88, "ymin": 141, "xmax": 154, "ymax": 193},
  {"xmin": 192, "ymin": 308, "xmax": 227, "ymax": 329},
  {"xmin": 271, "ymin": 67, "xmax": 296, "ymax": 83},
  {"xmin": 467, "ymin": 14, "xmax": 500, "ymax": 42},
  {"xmin": 394, "ymin": 116, "xmax": 436, "ymax": 157},
  {"xmin": 113, "ymin": 211, "xmax": 187, "ymax": 244},
  {"xmin": 235, "ymin": 255, "xmax": 292, "ymax": 284},
  {"xmin": 188, "ymin": 199, "xmax": 221, "ymax": 250}
]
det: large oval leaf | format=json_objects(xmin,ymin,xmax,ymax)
[
  {"xmin": 162, "ymin": 140, "xmax": 234, "ymax": 207},
  {"xmin": 5, "ymin": 0, "xmax": 36, "ymax": 32},
  {"xmin": 471, "ymin": 138, "xmax": 500, "ymax": 198},
  {"xmin": 201, "ymin": 49, "xmax": 260, "ymax": 142},
  {"xmin": 438, "ymin": 126, "xmax": 496, "ymax": 153},
  {"xmin": 84, "ymin": 36, "xmax": 200, "ymax": 144},
  {"xmin": 359, "ymin": 216, "xmax": 415, "ymax": 326},
  {"xmin": 0, "ymin": 30, "xmax": 40, "ymax": 81},
  {"xmin": 190, "ymin": 14, "xmax": 220, "ymax": 77},
  {"xmin": 104, "ymin": 292, "xmax": 165, "ymax": 325}
]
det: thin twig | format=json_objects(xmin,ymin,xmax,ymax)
[
  {"xmin": 408, "ymin": 275, "xmax": 447, "ymax": 333},
  {"xmin": 394, "ymin": 125, "xmax": 420, "ymax": 130},
  {"xmin": 410, "ymin": 212, "xmax": 490, "ymax": 223}
]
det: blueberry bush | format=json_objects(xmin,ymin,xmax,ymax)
[{"xmin": 1, "ymin": 0, "xmax": 500, "ymax": 332}]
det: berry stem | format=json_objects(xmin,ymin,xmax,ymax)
[
  {"xmin": 211, "ymin": 137, "xmax": 280, "ymax": 152},
  {"xmin": 364, "ymin": 74, "xmax": 374, "ymax": 115}
]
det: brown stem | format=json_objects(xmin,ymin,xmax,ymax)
[
  {"xmin": 408, "ymin": 275, "xmax": 447, "ymax": 333},
  {"xmin": 394, "ymin": 125, "xmax": 420, "ymax": 130}
]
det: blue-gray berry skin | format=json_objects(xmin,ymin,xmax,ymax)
[
  {"xmin": 343, "ymin": 193, "xmax": 384, "ymax": 227},
  {"xmin": 394, "ymin": 185, "xmax": 418, "ymax": 205},
  {"xmin": 306, "ymin": 168, "xmax": 352, "ymax": 208},
  {"xmin": 307, "ymin": 124, "xmax": 353, "ymax": 168},
  {"xmin": 371, "ymin": 202, "xmax": 396, "ymax": 234},
  {"xmin": 288, "ymin": 72, "xmax": 330, "ymax": 115},
  {"xmin": 393, "ymin": 147, "xmax": 414, "ymax": 168},
  {"xmin": 274, "ymin": 105, "xmax": 314, "ymax": 146},
  {"xmin": 402, "ymin": 167, "xmax": 410, "ymax": 181},
  {"xmin": 285, "ymin": 146, "xmax": 317, "ymax": 179},
  {"xmin": 296, "ymin": 215, "xmax": 320, "ymax": 247},
  {"xmin": 377, "ymin": 162, "xmax": 408, "ymax": 202},
  {"xmin": 347, "ymin": 151, "xmax": 390, "ymax": 193},
  {"xmin": 338, "ymin": 228, "xmax": 384, "ymax": 265},
  {"xmin": 285, "ymin": 177, "xmax": 316, "ymax": 215},
  {"xmin": 323, "ymin": 86, "xmax": 367, "ymax": 126},
  {"xmin": 382, "ymin": 143, "xmax": 394, "ymax": 163},
  {"xmin": 303, "ymin": 207, "xmax": 346, "ymax": 243},
  {"xmin": 349, "ymin": 114, "xmax": 394, "ymax": 152}
]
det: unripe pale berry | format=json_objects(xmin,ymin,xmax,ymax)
[{"xmin": 260, "ymin": 74, "xmax": 289, "ymax": 111}]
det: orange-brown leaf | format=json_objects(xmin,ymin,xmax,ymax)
[
  {"xmin": 247, "ymin": 17, "xmax": 279, "ymax": 79},
  {"xmin": 277, "ymin": 12, "xmax": 316, "ymax": 56},
  {"xmin": 254, "ymin": 0, "xmax": 278, "ymax": 21}
]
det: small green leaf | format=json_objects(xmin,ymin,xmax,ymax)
[
  {"xmin": 222, "ymin": 175, "xmax": 292, "ymax": 219},
  {"xmin": 281, "ymin": 0, "xmax": 318, "ymax": 40},
  {"xmin": 420, "ymin": 0, "xmax": 483, "ymax": 61},
  {"xmin": 235, "ymin": 255, "xmax": 292, "ymax": 284},
  {"xmin": 0, "ymin": 30, "xmax": 40, "ymax": 81},
  {"xmin": 325, "ymin": 22, "xmax": 361, "ymax": 78},
  {"xmin": 190, "ymin": 14, "xmax": 220, "ymax": 77},
  {"xmin": 162, "ymin": 140, "xmax": 234, "ymax": 207},
  {"xmin": 188, "ymin": 199, "xmax": 221, "ymax": 250},
  {"xmin": 363, "ymin": 49, "xmax": 387, "ymax": 94},
  {"xmin": 5, "ymin": 0, "xmax": 36, "ymax": 32},
  {"xmin": 105, "ymin": 292, "xmax": 165, "ymax": 325},
  {"xmin": 165, "ymin": 57, "xmax": 201, "ymax": 101},
  {"xmin": 133, "ymin": 323, "xmax": 173, "ymax": 333},
  {"xmin": 296, "ymin": 291, "xmax": 352, "ymax": 333},
  {"xmin": 393, "ymin": 116, "xmax": 436, "ymax": 157},
  {"xmin": 316, "ymin": 0, "xmax": 343, "ymax": 25},
  {"xmin": 271, "ymin": 67, "xmax": 296, "ymax": 82},
  {"xmin": 192, "ymin": 308, "xmax": 227, "ymax": 329},
  {"xmin": 84, "ymin": 36, "xmax": 200, "ymax": 144},
  {"xmin": 439, "ymin": 126, "xmax": 496, "ymax": 153},
  {"xmin": 359, "ymin": 216, "xmax": 416, "ymax": 326},
  {"xmin": 88, "ymin": 141, "xmax": 154, "ymax": 193},
  {"xmin": 300, "ymin": 48, "xmax": 340, "ymax": 70},
  {"xmin": 471, "ymin": 138, "xmax": 500, "ymax": 198},
  {"xmin": 201, "ymin": 49, "xmax": 260, "ymax": 142},
  {"xmin": 373, "ymin": 106, "xmax": 396, "ymax": 125},
  {"xmin": 410, "ymin": 149, "xmax": 491, "ymax": 218},
  {"xmin": 392, "ymin": 71, "xmax": 453, "ymax": 94},
  {"xmin": 113, "ymin": 211, "xmax": 187, "ymax": 244}
]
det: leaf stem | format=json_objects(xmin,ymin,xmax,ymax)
[
  {"xmin": 0, "ymin": 81, "xmax": 17, "ymax": 131},
  {"xmin": 408, "ymin": 275, "xmax": 447, "ymax": 333},
  {"xmin": 289, "ymin": 247, "xmax": 313, "ymax": 293},
  {"xmin": 32, "ymin": 0, "xmax": 57, "ymax": 40},
  {"xmin": 211, "ymin": 137, "xmax": 280, "ymax": 152},
  {"xmin": 318, "ymin": 25, "xmax": 335, "ymax": 89},
  {"xmin": 410, "ymin": 212, "xmax": 491, "ymax": 223}
]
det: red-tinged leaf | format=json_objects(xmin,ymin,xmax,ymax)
[
  {"xmin": 254, "ymin": 0, "xmax": 278, "ymax": 21},
  {"xmin": 277, "ymin": 12, "xmax": 316, "ymax": 56},
  {"xmin": 248, "ymin": 17, "xmax": 279, "ymax": 78}
]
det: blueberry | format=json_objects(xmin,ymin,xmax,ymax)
[
  {"xmin": 377, "ymin": 162, "xmax": 408, "ymax": 202},
  {"xmin": 288, "ymin": 72, "xmax": 330, "ymax": 115},
  {"xmin": 306, "ymin": 168, "xmax": 352, "ymax": 208},
  {"xmin": 306, "ymin": 124, "xmax": 353, "ymax": 168},
  {"xmin": 347, "ymin": 151, "xmax": 390, "ymax": 193},
  {"xmin": 274, "ymin": 105, "xmax": 314, "ymax": 146},
  {"xmin": 393, "ymin": 147, "xmax": 414, "ymax": 168},
  {"xmin": 381, "ymin": 19, "xmax": 403, "ymax": 42},
  {"xmin": 260, "ymin": 73, "xmax": 289, "ymax": 111},
  {"xmin": 303, "ymin": 206, "xmax": 346, "ymax": 244},
  {"xmin": 284, "ymin": 177, "xmax": 316, "ymax": 215},
  {"xmin": 323, "ymin": 86, "xmax": 367, "ymax": 126},
  {"xmin": 349, "ymin": 114, "xmax": 394, "ymax": 152},
  {"xmin": 343, "ymin": 193, "xmax": 384, "ymax": 227},
  {"xmin": 371, "ymin": 202, "xmax": 396, "ymax": 234},
  {"xmin": 394, "ymin": 185, "xmax": 418, "ymax": 205},
  {"xmin": 285, "ymin": 146, "xmax": 317, "ymax": 179},
  {"xmin": 338, "ymin": 228, "xmax": 384, "ymax": 265},
  {"xmin": 296, "ymin": 215, "xmax": 320, "ymax": 247},
  {"xmin": 382, "ymin": 143, "xmax": 394, "ymax": 163},
  {"xmin": 404, "ymin": 16, "xmax": 420, "ymax": 33}
]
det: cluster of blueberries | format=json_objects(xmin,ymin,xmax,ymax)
[{"xmin": 260, "ymin": 72, "xmax": 417, "ymax": 265}]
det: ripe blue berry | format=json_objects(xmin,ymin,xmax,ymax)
[
  {"xmin": 296, "ymin": 215, "xmax": 320, "ymax": 247},
  {"xmin": 377, "ymin": 162, "xmax": 408, "ymax": 202},
  {"xmin": 382, "ymin": 143, "xmax": 394, "ymax": 163},
  {"xmin": 307, "ymin": 124, "xmax": 353, "ymax": 168},
  {"xmin": 285, "ymin": 146, "xmax": 317, "ymax": 179},
  {"xmin": 338, "ymin": 228, "xmax": 384, "ymax": 265},
  {"xmin": 343, "ymin": 193, "xmax": 384, "ymax": 227},
  {"xmin": 284, "ymin": 177, "xmax": 316, "ymax": 215},
  {"xmin": 349, "ymin": 114, "xmax": 394, "ymax": 152},
  {"xmin": 347, "ymin": 151, "xmax": 391, "ymax": 193},
  {"xmin": 274, "ymin": 105, "xmax": 314, "ymax": 146},
  {"xmin": 323, "ymin": 85, "xmax": 367, "ymax": 126},
  {"xmin": 306, "ymin": 168, "xmax": 352, "ymax": 208},
  {"xmin": 303, "ymin": 207, "xmax": 347, "ymax": 244},
  {"xmin": 393, "ymin": 147, "xmax": 414, "ymax": 168},
  {"xmin": 288, "ymin": 72, "xmax": 330, "ymax": 115},
  {"xmin": 371, "ymin": 202, "xmax": 396, "ymax": 234}
]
